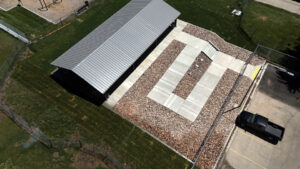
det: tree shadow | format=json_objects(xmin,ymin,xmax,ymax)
[
  {"xmin": 281, "ymin": 37, "xmax": 300, "ymax": 71},
  {"xmin": 276, "ymin": 69, "xmax": 300, "ymax": 95}
]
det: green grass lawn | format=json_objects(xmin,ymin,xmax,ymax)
[
  {"xmin": 166, "ymin": 0, "xmax": 300, "ymax": 53},
  {"xmin": 0, "ymin": 30, "xmax": 25, "ymax": 83},
  {"xmin": 0, "ymin": 112, "xmax": 75, "ymax": 169},
  {"xmin": 241, "ymin": 1, "xmax": 300, "ymax": 51},
  {"xmin": 1, "ymin": 0, "xmax": 299, "ymax": 168},
  {"xmin": 0, "ymin": 7, "xmax": 63, "ymax": 40},
  {"xmin": 2, "ymin": 0, "xmax": 192, "ymax": 168},
  {"xmin": 0, "ymin": 30, "xmax": 24, "ymax": 64},
  {"xmin": 166, "ymin": 0, "xmax": 256, "ymax": 50}
]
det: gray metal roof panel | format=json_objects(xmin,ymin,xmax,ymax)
[
  {"xmin": 52, "ymin": 0, "xmax": 180, "ymax": 93},
  {"xmin": 52, "ymin": 0, "xmax": 152, "ymax": 69}
]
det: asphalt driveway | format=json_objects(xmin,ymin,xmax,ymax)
[{"xmin": 218, "ymin": 64, "xmax": 300, "ymax": 169}]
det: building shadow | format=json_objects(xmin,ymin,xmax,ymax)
[
  {"xmin": 235, "ymin": 120, "xmax": 281, "ymax": 145},
  {"xmin": 51, "ymin": 68, "xmax": 107, "ymax": 105}
]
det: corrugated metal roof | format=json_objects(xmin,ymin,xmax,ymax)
[{"xmin": 51, "ymin": 0, "xmax": 180, "ymax": 93}]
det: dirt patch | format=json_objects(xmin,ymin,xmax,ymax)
[
  {"xmin": 258, "ymin": 15, "xmax": 268, "ymax": 21},
  {"xmin": 72, "ymin": 151, "xmax": 108, "ymax": 169},
  {"xmin": 0, "ymin": 0, "xmax": 17, "ymax": 11},
  {"xmin": 69, "ymin": 129, "xmax": 81, "ymax": 140},
  {"xmin": 1, "ymin": 0, "xmax": 93, "ymax": 24},
  {"xmin": 19, "ymin": 48, "xmax": 34, "ymax": 60}
]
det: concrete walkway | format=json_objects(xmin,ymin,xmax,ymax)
[{"xmin": 255, "ymin": 0, "xmax": 300, "ymax": 15}]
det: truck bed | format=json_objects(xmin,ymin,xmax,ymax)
[{"xmin": 265, "ymin": 123, "xmax": 284, "ymax": 140}]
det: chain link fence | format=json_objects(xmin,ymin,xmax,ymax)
[
  {"xmin": 0, "ymin": 100, "xmax": 125, "ymax": 169},
  {"xmin": 255, "ymin": 44, "xmax": 300, "ymax": 71}
]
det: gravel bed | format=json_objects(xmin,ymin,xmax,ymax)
[
  {"xmin": 173, "ymin": 52, "xmax": 211, "ymax": 99},
  {"xmin": 197, "ymin": 76, "xmax": 252, "ymax": 168},
  {"xmin": 183, "ymin": 24, "xmax": 266, "ymax": 65},
  {"xmin": 114, "ymin": 48, "xmax": 241, "ymax": 162},
  {"xmin": 223, "ymin": 76, "xmax": 252, "ymax": 122},
  {"xmin": 113, "ymin": 37, "xmax": 253, "ymax": 166},
  {"xmin": 197, "ymin": 116, "xmax": 234, "ymax": 169},
  {"xmin": 250, "ymin": 54, "xmax": 265, "ymax": 66}
]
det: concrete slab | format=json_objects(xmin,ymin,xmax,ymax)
[
  {"xmin": 213, "ymin": 52, "xmax": 235, "ymax": 68},
  {"xmin": 255, "ymin": 0, "xmax": 300, "ymax": 15},
  {"xmin": 188, "ymin": 38, "xmax": 208, "ymax": 49},
  {"xmin": 162, "ymin": 69, "xmax": 183, "ymax": 86},
  {"xmin": 148, "ymin": 87, "xmax": 171, "ymax": 105},
  {"xmin": 226, "ymin": 148, "xmax": 266, "ymax": 169},
  {"xmin": 180, "ymin": 45, "xmax": 202, "ymax": 58},
  {"xmin": 164, "ymin": 94, "xmax": 185, "ymax": 112},
  {"xmin": 169, "ymin": 60, "xmax": 191, "ymax": 75},
  {"xmin": 187, "ymin": 84, "xmax": 212, "ymax": 105},
  {"xmin": 197, "ymin": 72, "xmax": 222, "ymax": 90},
  {"xmin": 230, "ymin": 130, "xmax": 272, "ymax": 168},
  {"xmin": 243, "ymin": 64, "xmax": 257, "ymax": 79},
  {"xmin": 176, "ymin": 19, "xmax": 188, "ymax": 31},
  {"xmin": 228, "ymin": 59, "xmax": 245, "ymax": 73},
  {"xmin": 177, "ymin": 106, "xmax": 198, "ymax": 121},
  {"xmin": 155, "ymin": 79, "xmax": 176, "ymax": 94},
  {"xmin": 181, "ymin": 100, "xmax": 203, "ymax": 114},
  {"xmin": 206, "ymin": 62, "xmax": 226, "ymax": 77}
]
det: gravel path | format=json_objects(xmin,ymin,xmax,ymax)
[{"xmin": 173, "ymin": 52, "xmax": 211, "ymax": 99}]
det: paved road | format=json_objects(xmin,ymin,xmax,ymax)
[
  {"xmin": 218, "ymin": 65, "xmax": 300, "ymax": 169},
  {"xmin": 255, "ymin": 0, "xmax": 300, "ymax": 15}
]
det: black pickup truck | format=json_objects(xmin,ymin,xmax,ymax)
[{"xmin": 236, "ymin": 111, "xmax": 284, "ymax": 141}]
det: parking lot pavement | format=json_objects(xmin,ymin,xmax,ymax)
[{"xmin": 218, "ymin": 65, "xmax": 300, "ymax": 169}]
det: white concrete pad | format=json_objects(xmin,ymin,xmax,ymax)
[
  {"xmin": 181, "ymin": 100, "xmax": 203, "ymax": 114},
  {"xmin": 187, "ymin": 85, "xmax": 212, "ymax": 106},
  {"xmin": 196, "ymin": 71, "xmax": 222, "ymax": 91},
  {"xmin": 162, "ymin": 69, "xmax": 183, "ymax": 87},
  {"xmin": 188, "ymin": 38, "xmax": 208, "ymax": 49},
  {"xmin": 177, "ymin": 106, "xmax": 198, "ymax": 121},
  {"xmin": 206, "ymin": 62, "xmax": 227, "ymax": 77},
  {"xmin": 228, "ymin": 59, "xmax": 245, "ymax": 73},
  {"xmin": 213, "ymin": 52, "xmax": 235, "ymax": 68},
  {"xmin": 243, "ymin": 64, "xmax": 256, "ymax": 79},
  {"xmin": 148, "ymin": 87, "xmax": 171, "ymax": 105},
  {"xmin": 164, "ymin": 94, "xmax": 185, "ymax": 112},
  {"xmin": 176, "ymin": 19, "xmax": 188, "ymax": 30},
  {"xmin": 180, "ymin": 45, "xmax": 202, "ymax": 58},
  {"xmin": 155, "ymin": 78, "xmax": 177, "ymax": 94},
  {"xmin": 169, "ymin": 60, "xmax": 190, "ymax": 76}
]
